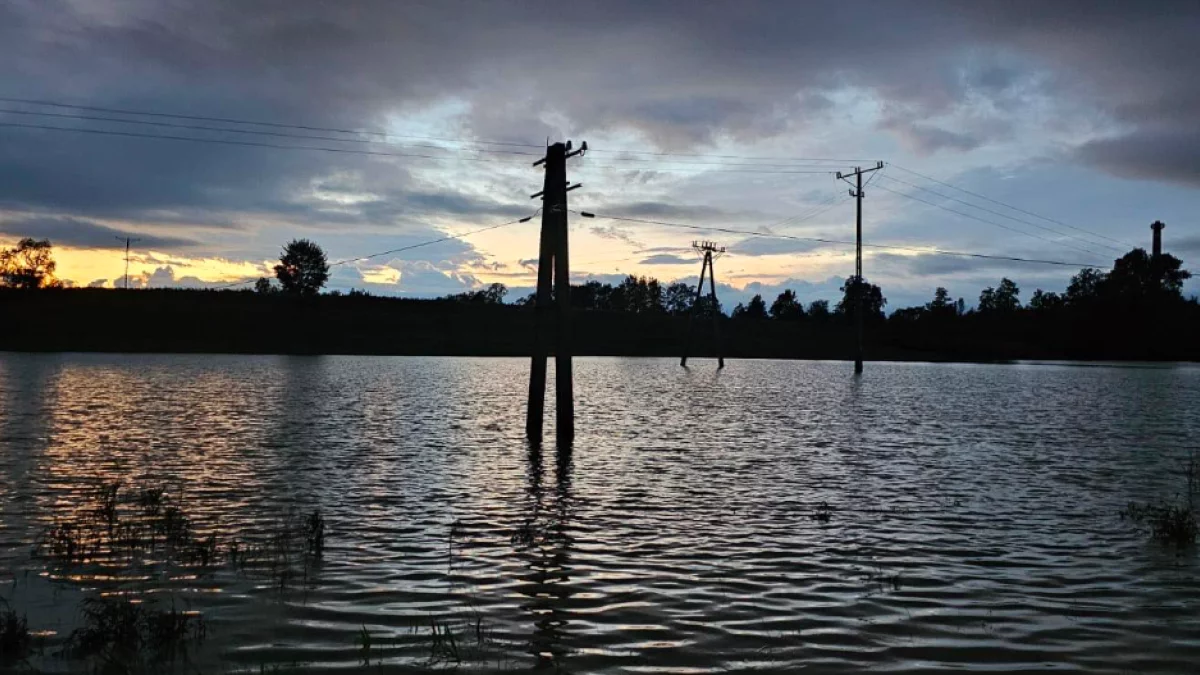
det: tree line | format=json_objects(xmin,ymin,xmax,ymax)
[{"xmin": 4, "ymin": 236, "xmax": 1194, "ymax": 326}]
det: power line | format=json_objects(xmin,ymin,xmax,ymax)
[
  {"xmin": 586, "ymin": 147, "xmax": 878, "ymax": 163},
  {"xmin": 888, "ymin": 163, "xmax": 1136, "ymax": 249},
  {"xmin": 213, "ymin": 212, "xmax": 538, "ymax": 289},
  {"xmin": 329, "ymin": 214, "xmax": 536, "ymax": 266},
  {"xmin": 871, "ymin": 182, "xmax": 1109, "ymax": 263},
  {"xmin": 0, "ymin": 96, "xmax": 544, "ymax": 149},
  {"xmin": 576, "ymin": 211, "xmax": 1105, "ymax": 268},
  {"xmin": 0, "ymin": 121, "xmax": 530, "ymax": 163},
  {"xmin": 0, "ymin": 96, "xmax": 879, "ymax": 168},
  {"xmin": 0, "ymin": 108, "xmax": 851, "ymax": 169},
  {"xmin": 878, "ymin": 173, "xmax": 1123, "ymax": 254},
  {"xmin": 0, "ymin": 108, "xmax": 541, "ymax": 157},
  {"xmin": 0, "ymin": 122, "xmax": 848, "ymax": 175}
]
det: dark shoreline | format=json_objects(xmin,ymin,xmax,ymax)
[{"xmin": 4, "ymin": 287, "xmax": 1198, "ymax": 363}]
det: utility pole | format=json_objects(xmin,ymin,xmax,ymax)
[
  {"xmin": 526, "ymin": 140, "xmax": 586, "ymax": 445},
  {"xmin": 116, "ymin": 236, "xmax": 141, "ymax": 289},
  {"xmin": 836, "ymin": 162, "xmax": 883, "ymax": 374},
  {"xmin": 680, "ymin": 240, "xmax": 726, "ymax": 369}
]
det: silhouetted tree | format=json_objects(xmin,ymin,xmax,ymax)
[
  {"xmin": 610, "ymin": 275, "xmax": 664, "ymax": 313},
  {"xmin": 835, "ymin": 275, "xmax": 886, "ymax": 323},
  {"xmin": 664, "ymin": 282, "xmax": 694, "ymax": 315},
  {"xmin": 1066, "ymin": 268, "xmax": 1105, "ymax": 306},
  {"xmin": 926, "ymin": 287, "xmax": 960, "ymax": 319},
  {"xmin": 572, "ymin": 280, "xmax": 605, "ymax": 310},
  {"xmin": 0, "ymin": 238, "xmax": 61, "ymax": 289},
  {"xmin": 807, "ymin": 299, "xmax": 831, "ymax": 321},
  {"xmin": 732, "ymin": 294, "xmax": 769, "ymax": 320},
  {"xmin": 770, "ymin": 289, "xmax": 805, "ymax": 320},
  {"xmin": 693, "ymin": 295, "xmax": 723, "ymax": 318},
  {"xmin": 254, "ymin": 277, "xmax": 275, "ymax": 294},
  {"xmin": 1029, "ymin": 289, "xmax": 1064, "ymax": 312},
  {"xmin": 978, "ymin": 278, "xmax": 1020, "ymax": 314},
  {"xmin": 446, "ymin": 282, "xmax": 507, "ymax": 304},
  {"xmin": 274, "ymin": 239, "xmax": 329, "ymax": 296},
  {"xmin": 1102, "ymin": 249, "xmax": 1190, "ymax": 303}
]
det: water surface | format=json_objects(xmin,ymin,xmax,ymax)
[{"xmin": 1, "ymin": 353, "xmax": 1198, "ymax": 673}]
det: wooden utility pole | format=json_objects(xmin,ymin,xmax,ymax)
[
  {"xmin": 116, "ymin": 236, "xmax": 141, "ymax": 289},
  {"xmin": 836, "ymin": 162, "xmax": 883, "ymax": 374},
  {"xmin": 680, "ymin": 240, "xmax": 725, "ymax": 368},
  {"xmin": 527, "ymin": 140, "xmax": 586, "ymax": 444}
]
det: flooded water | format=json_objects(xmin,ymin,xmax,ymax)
[{"xmin": 2, "ymin": 353, "xmax": 1199, "ymax": 673}]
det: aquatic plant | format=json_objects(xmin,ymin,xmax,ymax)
[
  {"xmin": 1120, "ymin": 450, "xmax": 1200, "ymax": 549},
  {"xmin": 227, "ymin": 508, "xmax": 328, "ymax": 591},
  {"xmin": 1121, "ymin": 501, "xmax": 1198, "ymax": 548},
  {"xmin": 811, "ymin": 501, "xmax": 834, "ymax": 523},
  {"xmin": 0, "ymin": 605, "xmax": 33, "ymax": 667},
  {"xmin": 357, "ymin": 624, "xmax": 373, "ymax": 666},
  {"xmin": 64, "ymin": 596, "xmax": 206, "ymax": 673},
  {"xmin": 427, "ymin": 616, "xmax": 461, "ymax": 665}
]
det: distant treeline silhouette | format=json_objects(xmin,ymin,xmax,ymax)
[{"xmin": 1, "ymin": 239, "xmax": 1197, "ymax": 361}]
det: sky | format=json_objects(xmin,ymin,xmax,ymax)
[{"xmin": 1, "ymin": 0, "xmax": 1198, "ymax": 311}]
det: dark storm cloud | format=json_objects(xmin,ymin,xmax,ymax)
[
  {"xmin": 0, "ymin": 0, "xmax": 1197, "ymax": 261},
  {"xmin": 0, "ymin": 215, "xmax": 197, "ymax": 249},
  {"xmin": 1074, "ymin": 130, "xmax": 1200, "ymax": 188}
]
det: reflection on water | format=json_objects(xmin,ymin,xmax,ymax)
[{"xmin": 1, "ymin": 353, "xmax": 1199, "ymax": 673}]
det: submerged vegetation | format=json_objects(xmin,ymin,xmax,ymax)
[
  {"xmin": 1, "ymin": 603, "xmax": 35, "ymax": 668},
  {"xmin": 1121, "ymin": 501, "xmax": 1198, "ymax": 548},
  {"xmin": 32, "ymin": 482, "xmax": 326, "ymax": 590},
  {"xmin": 1121, "ymin": 451, "xmax": 1200, "ymax": 549},
  {"xmin": 63, "ymin": 597, "xmax": 208, "ymax": 674},
  {"xmin": 13, "ymin": 481, "xmax": 328, "ymax": 673}
]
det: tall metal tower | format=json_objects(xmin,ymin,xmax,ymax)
[{"xmin": 680, "ymin": 240, "xmax": 726, "ymax": 369}]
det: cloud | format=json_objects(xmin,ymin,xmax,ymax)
[
  {"xmin": 132, "ymin": 266, "xmax": 225, "ymax": 289},
  {"xmin": 598, "ymin": 201, "xmax": 736, "ymax": 221},
  {"xmin": 590, "ymin": 224, "xmax": 643, "ymax": 247},
  {"xmin": 639, "ymin": 254, "xmax": 694, "ymax": 265},
  {"xmin": 0, "ymin": 215, "xmax": 198, "ymax": 249},
  {"xmin": 1074, "ymin": 130, "xmax": 1200, "ymax": 188},
  {"xmin": 729, "ymin": 236, "xmax": 825, "ymax": 257},
  {"xmin": 1172, "ymin": 235, "xmax": 1200, "ymax": 258},
  {"xmin": 1, "ymin": 0, "xmax": 1198, "ymax": 294},
  {"xmin": 885, "ymin": 122, "xmax": 987, "ymax": 154}
]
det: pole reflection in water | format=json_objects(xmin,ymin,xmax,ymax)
[{"xmin": 517, "ymin": 440, "xmax": 575, "ymax": 669}]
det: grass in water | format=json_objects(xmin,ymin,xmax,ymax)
[
  {"xmin": 1, "ymin": 605, "xmax": 34, "ymax": 668},
  {"xmin": 1121, "ymin": 501, "xmax": 1198, "ymax": 548},
  {"xmin": 64, "ymin": 596, "xmax": 207, "ymax": 674},
  {"xmin": 1121, "ymin": 450, "xmax": 1200, "ymax": 549},
  {"xmin": 32, "ymin": 482, "xmax": 327, "ymax": 592}
]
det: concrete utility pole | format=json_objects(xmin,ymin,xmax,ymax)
[
  {"xmin": 1151, "ymin": 220, "xmax": 1165, "ymax": 259},
  {"xmin": 526, "ymin": 140, "xmax": 586, "ymax": 444},
  {"xmin": 836, "ymin": 162, "xmax": 883, "ymax": 375},
  {"xmin": 680, "ymin": 240, "xmax": 726, "ymax": 369},
  {"xmin": 116, "ymin": 236, "xmax": 141, "ymax": 289}
]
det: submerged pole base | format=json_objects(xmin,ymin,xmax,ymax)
[{"xmin": 854, "ymin": 359, "xmax": 863, "ymax": 374}]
